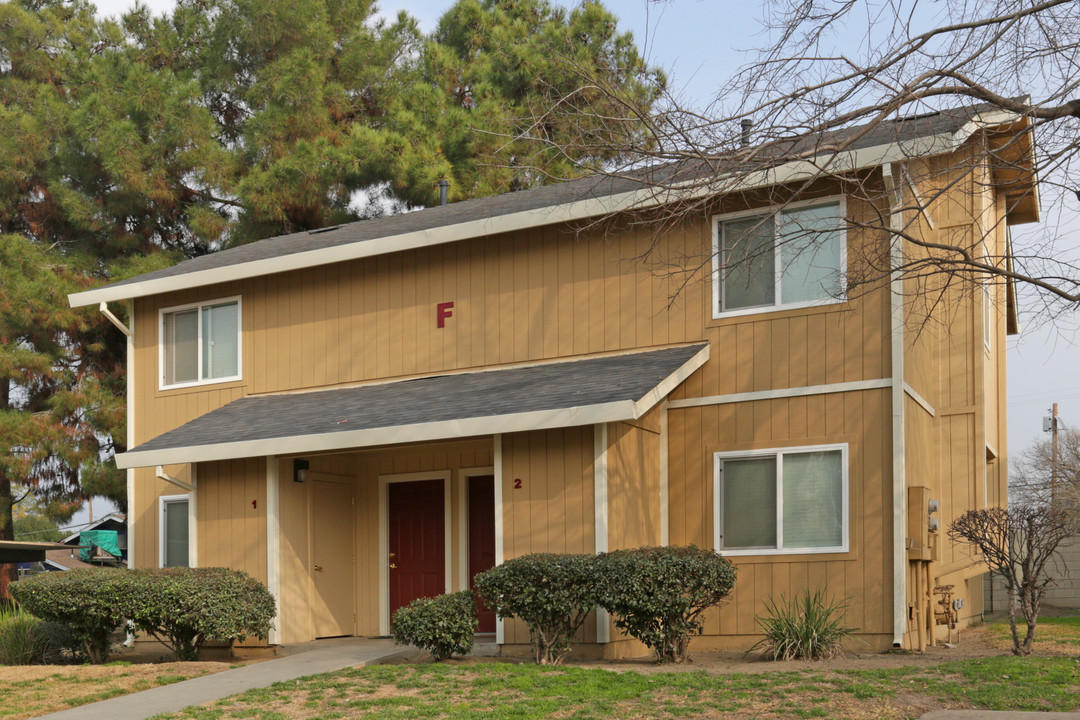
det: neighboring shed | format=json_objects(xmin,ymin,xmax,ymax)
[{"xmin": 61, "ymin": 512, "xmax": 128, "ymax": 567}]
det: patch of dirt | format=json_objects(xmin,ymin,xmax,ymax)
[{"xmin": 0, "ymin": 661, "xmax": 230, "ymax": 720}]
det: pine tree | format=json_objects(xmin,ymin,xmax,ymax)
[
  {"xmin": 0, "ymin": 236, "xmax": 125, "ymax": 595},
  {"xmin": 0, "ymin": 0, "xmax": 661, "ymax": 593}
]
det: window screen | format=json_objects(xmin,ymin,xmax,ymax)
[
  {"xmin": 163, "ymin": 309, "xmax": 198, "ymax": 386},
  {"xmin": 163, "ymin": 499, "xmax": 189, "ymax": 568},
  {"xmin": 782, "ymin": 450, "xmax": 843, "ymax": 548},
  {"xmin": 203, "ymin": 302, "xmax": 239, "ymax": 379},
  {"xmin": 721, "ymin": 457, "xmax": 777, "ymax": 549},
  {"xmin": 721, "ymin": 215, "xmax": 775, "ymax": 310}
]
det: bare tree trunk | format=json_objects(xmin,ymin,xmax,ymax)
[
  {"xmin": 1021, "ymin": 589, "xmax": 1039, "ymax": 655},
  {"xmin": 0, "ymin": 377, "xmax": 15, "ymax": 599},
  {"xmin": 1007, "ymin": 586, "xmax": 1024, "ymax": 656}
]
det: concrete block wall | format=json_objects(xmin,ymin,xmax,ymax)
[{"xmin": 983, "ymin": 535, "xmax": 1080, "ymax": 612}]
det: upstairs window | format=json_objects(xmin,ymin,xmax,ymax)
[
  {"xmin": 713, "ymin": 199, "xmax": 847, "ymax": 317},
  {"xmin": 160, "ymin": 298, "xmax": 240, "ymax": 389}
]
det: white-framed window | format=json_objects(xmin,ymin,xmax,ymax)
[
  {"xmin": 713, "ymin": 444, "xmax": 849, "ymax": 556},
  {"xmin": 712, "ymin": 197, "xmax": 847, "ymax": 318},
  {"xmin": 159, "ymin": 297, "xmax": 241, "ymax": 389},
  {"xmin": 159, "ymin": 494, "xmax": 190, "ymax": 568}
]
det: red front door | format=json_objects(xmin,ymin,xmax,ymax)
[
  {"xmin": 388, "ymin": 479, "xmax": 445, "ymax": 626},
  {"xmin": 468, "ymin": 475, "xmax": 497, "ymax": 633}
]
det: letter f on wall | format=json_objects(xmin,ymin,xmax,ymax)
[{"xmin": 436, "ymin": 301, "xmax": 454, "ymax": 328}]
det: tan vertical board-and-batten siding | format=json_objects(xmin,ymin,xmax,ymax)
[
  {"xmin": 669, "ymin": 387, "xmax": 893, "ymax": 650},
  {"xmin": 127, "ymin": 182, "xmax": 895, "ymax": 649},
  {"xmin": 900, "ymin": 150, "xmax": 1012, "ymax": 644},
  {"xmin": 122, "ymin": 161, "xmax": 1011, "ymax": 650},
  {"xmin": 274, "ymin": 440, "xmax": 494, "ymax": 644},
  {"xmin": 499, "ymin": 427, "xmax": 596, "ymax": 649}
]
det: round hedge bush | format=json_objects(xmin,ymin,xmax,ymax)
[
  {"xmin": 10, "ymin": 569, "xmax": 129, "ymax": 663},
  {"xmin": 12, "ymin": 567, "xmax": 276, "ymax": 662},
  {"xmin": 391, "ymin": 590, "xmax": 477, "ymax": 660},
  {"xmin": 596, "ymin": 545, "xmax": 736, "ymax": 663},
  {"xmin": 124, "ymin": 567, "xmax": 276, "ymax": 660},
  {"xmin": 473, "ymin": 553, "xmax": 599, "ymax": 665}
]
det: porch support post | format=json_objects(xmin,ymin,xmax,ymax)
[
  {"xmin": 494, "ymin": 434, "xmax": 505, "ymax": 645},
  {"xmin": 266, "ymin": 455, "xmax": 281, "ymax": 645},
  {"xmin": 659, "ymin": 402, "xmax": 669, "ymax": 547},
  {"xmin": 594, "ymin": 423, "xmax": 610, "ymax": 644},
  {"xmin": 126, "ymin": 301, "xmax": 135, "ymax": 569},
  {"xmin": 188, "ymin": 467, "xmax": 198, "ymax": 568}
]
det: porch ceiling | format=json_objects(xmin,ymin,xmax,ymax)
[{"xmin": 116, "ymin": 343, "xmax": 709, "ymax": 469}]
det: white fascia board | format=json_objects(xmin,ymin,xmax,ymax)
[
  {"xmin": 631, "ymin": 343, "xmax": 710, "ymax": 417},
  {"xmin": 70, "ymin": 117, "xmax": 1015, "ymax": 310},
  {"xmin": 116, "ymin": 399, "xmax": 637, "ymax": 469}
]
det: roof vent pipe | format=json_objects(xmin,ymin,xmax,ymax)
[
  {"xmin": 740, "ymin": 119, "xmax": 754, "ymax": 147},
  {"xmin": 437, "ymin": 179, "xmax": 449, "ymax": 206}
]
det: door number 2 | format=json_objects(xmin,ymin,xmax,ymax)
[{"xmin": 513, "ymin": 478, "xmax": 523, "ymax": 489}]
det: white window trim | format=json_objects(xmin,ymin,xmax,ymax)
[
  {"xmin": 158, "ymin": 493, "xmax": 190, "ymax": 568},
  {"xmin": 158, "ymin": 295, "xmax": 242, "ymax": 391},
  {"xmin": 711, "ymin": 196, "xmax": 848, "ymax": 320},
  {"xmin": 713, "ymin": 443, "xmax": 849, "ymax": 556}
]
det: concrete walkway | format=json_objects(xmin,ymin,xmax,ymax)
[
  {"xmin": 921, "ymin": 712, "xmax": 1080, "ymax": 719},
  {"xmin": 34, "ymin": 638, "xmax": 417, "ymax": 720}
]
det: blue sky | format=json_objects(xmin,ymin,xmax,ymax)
[{"xmin": 69, "ymin": 0, "xmax": 1079, "ymax": 529}]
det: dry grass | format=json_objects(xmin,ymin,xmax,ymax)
[
  {"xmin": 984, "ymin": 614, "xmax": 1080, "ymax": 656},
  {"xmin": 0, "ymin": 661, "xmax": 228, "ymax": 720}
]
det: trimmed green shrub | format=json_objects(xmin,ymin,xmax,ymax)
[
  {"xmin": 750, "ymin": 589, "xmax": 856, "ymax": 660},
  {"xmin": 10, "ymin": 569, "xmax": 129, "ymax": 663},
  {"xmin": 0, "ymin": 605, "xmax": 58, "ymax": 665},
  {"xmin": 474, "ymin": 553, "xmax": 600, "ymax": 665},
  {"xmin": 596, "ymin": 545, "xmax": 737, "ymax": 663},
  {"xmin": 125, "ymin": 567, "xmax": 276, "ymax": 661},
  {"xmin": 392, "ymin": 591, "xmax": 477, "ymax": 660}
]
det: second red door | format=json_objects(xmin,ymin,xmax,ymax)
[{"xmin": 468, "ymin": 475, "xmax": 497, "ymax": 633}]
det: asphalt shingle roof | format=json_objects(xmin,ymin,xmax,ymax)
[
  {"xmin": 129, "ymin": 343, "xmax": 708, "ymax": 456},
  {"xmin": 97, "ymin": 106, "xmax": 991, "ymax": 294}
]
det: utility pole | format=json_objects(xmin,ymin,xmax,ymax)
[{"xmin": 1045, "ymin": 404, "xmax": 1060, "ymax": 507}]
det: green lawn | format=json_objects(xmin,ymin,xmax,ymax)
[{"xmin": 156, "ymin": 655, "xmax": 1080, "ymax": 720}]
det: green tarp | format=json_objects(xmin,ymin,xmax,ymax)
[{"xmin": 79, "ymin": 530, "xmax": 121, "ymax": 562}]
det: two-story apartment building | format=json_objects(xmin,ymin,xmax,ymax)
[{"xmin": 69, "ymin": 105, "xmax": 1037, "ymax": 655}]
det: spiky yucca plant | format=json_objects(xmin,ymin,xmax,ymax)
[{"xmin": 751, "ymin": 589, "xmax": 856, "ymax": 660}]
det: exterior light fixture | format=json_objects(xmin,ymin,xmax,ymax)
[{"xmin": 293, "ymin": 459, "xmax": 310, "ymax": 483}]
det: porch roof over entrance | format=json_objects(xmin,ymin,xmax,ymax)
[{"xmin": 116, "ymin": 343, "xmax": 709, "ymax": 469}]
